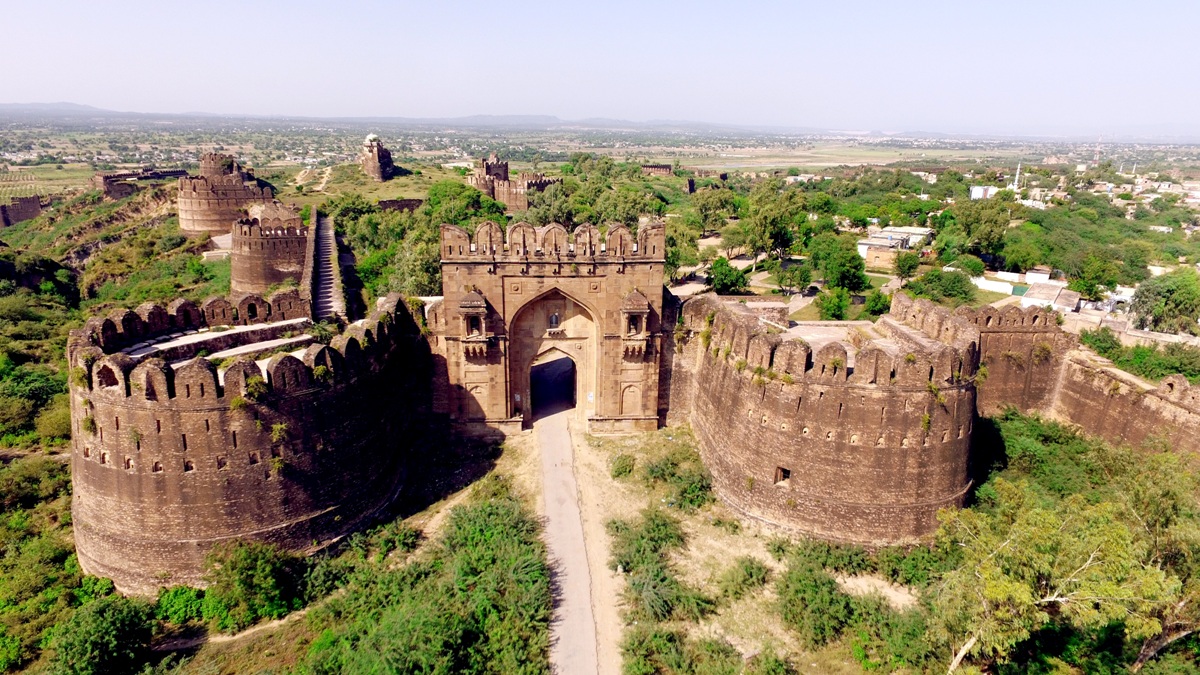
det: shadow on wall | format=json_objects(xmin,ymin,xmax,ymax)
[
  {"xmin": 531, "ymin": 355, "xmax": 576, "ymax": 419},
  {"xmin": 965, "ymin": 415, "xmax": 1007, "ymax": 506}
]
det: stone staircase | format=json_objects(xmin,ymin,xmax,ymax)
[{"xmin": 312, "ymin": 215, "xmax": 344, "ymax": 321}]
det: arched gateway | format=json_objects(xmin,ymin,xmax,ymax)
[{"xmin": 427, "ymin": 220, "xmax": 668, "ymax": 435}]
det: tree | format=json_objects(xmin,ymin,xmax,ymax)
[
  {"xmin": 1068, "ymin": 255, "xmax": 1121, "ymax": 302},
  {"xmin": 1131, "ymin": 268, "xmax": 1200, "ymax": 335},
  {"xmin": 777, "ymin": 264, "xmax": 812, "ymax": 295},
  {"xmin": 894, "ymin": 252, "xmax": 921, "ymax": 281},
  {"xmin": 931, "ymin": 479, "xmax": 1174, "ymax": 673},
  {"xmin": 863, "ymin": 290, "xmax": 891, "ymax": 317},
  {"xmin": 595, "ymin": 188, "xmax": 653, "ymax": 226},
  {"xmin": 822, "ymin": 248, "xmax": 869, "ymax": 291},
  {"xmin": 814, "ymin": 288, "xmax": 851, "ymax": 320},
  {"xmin": 708, "ymin": 257, "xmax": 747, "ymax": 295},
  {"xmin": 49, "ymin": 596, "xmax": 154, "ymax": 675},
  {"xmin": 720, "ymin": 224, "xmax": 748, "ymax": 259},
  {"xmin": 692, "ymin": 188, "xmax": 736, "ymax": 233}
]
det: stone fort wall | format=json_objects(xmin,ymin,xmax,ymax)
[
  {"xmin": 673, "ymin": 293, "xmax": 979, "ymax": 545},
  {"xmin": 177, "ymin": 153, "xmax": 273, "ymax": 237},
  {"xmin": 952, "ymin": 303, "xmax": 1076, "ymax": 415},
  {"xmin": 430, "ymin": 220, "xmax": 668, "ymax": 434},
  {"xmin": 230, "ymin": 217, "xmax": 309, "ymax": 295},
  {"xmin": 67, "ymin": 293, "xmax": 430, "ymax": 594},
  {"xmin": 0, "ymin": 196, "xmax": 42, "ymax": 227}
]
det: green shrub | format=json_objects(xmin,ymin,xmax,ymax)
[
  {"xmin": 621, "ymin": 626, "xmax": 744, "ymax": 675},
  {"xmin": 35, "ymin": 394, "xmax": 72, "ymax": 440},
  {"xmin": 611, "ymin": 453, "xmax": 636, "ymax": 478},
  {"xmin": 717, "ymin": 556, "xmax": 770, "ymax": 600},
  {"xmin": 155, "ymin": 586, "xmax": 203, "ymax": 625},
  {"xmin": 243, "ymin": 375, "xmax": 268, "ymax": 401},
  {"xmin": 776, "ymin": 558, "xmax": 854, "ymax": 647},
  {"xmin": 200, "ymin": 541, "xmax": 308, "ymax": 633},
  {"xmin": 48, "ymin": 595, "xmax": 154, "ymax": 675}
]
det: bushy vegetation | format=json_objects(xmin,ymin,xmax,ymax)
[
  {"xmin": 296, "ymin": 475, "xmax": 551, "ymax": 674},
  {"xmin": 638, "ymin": 445, "xmax": 714, "ymax": 512},
  {"xmin": 1081, "ymin": 327, "xmax": 1200, "ymax": 382},
  {"xmin": 325, "ymin": 183, "xmax": 505, "ymax": 301},
  {"xmin": 903, "ymin": 268, "xmax": 977, "ymax": 306},
  {"xmin": 48, "ymin": 595, "xmax": 154, "ymax": 675},
  {"xmin": 198, "ymin": 541, "xmax": 309, "ymax": 633}
]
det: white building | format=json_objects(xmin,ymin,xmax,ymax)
[{"xmin": 970, "ymin": 185, "xmax": 1002, "ymax": 200}]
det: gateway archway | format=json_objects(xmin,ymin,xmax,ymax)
[
  {"xmin": 508, "ymin": 289, "xmax": 597, "ymax": 428},
  {"xmin": 531, "ymin": 351, "xmax": 577, "ymax": 419}
]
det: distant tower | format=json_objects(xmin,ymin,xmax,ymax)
[
  {"xmin": 1009, "ymin": 162, "xmax": 1022, "ymax": 192},
  {"xmin": 359, "ymin": 134, "xmax": 395, "ymax": 182}
]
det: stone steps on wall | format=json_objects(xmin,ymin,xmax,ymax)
[{"xmin": 312, "ymin": 215, "xmax": 345, "ymax": 321}]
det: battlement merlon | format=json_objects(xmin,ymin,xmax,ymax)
[
  {"xmin": 680, "ymin": 294, "xmax": 981, "ymax": 389},
  {"xmin": 439, "ymin": 221, "xmax": 667, "ymax": 262}
]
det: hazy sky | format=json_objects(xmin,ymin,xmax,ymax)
[{"xmin": 5, "ymin": 0, "xmax": 1199, "ymax": 137}]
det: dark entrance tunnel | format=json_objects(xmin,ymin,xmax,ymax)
[{"xmin": 531, "ymin": 355, "xmax": 576, "ymax": 419}]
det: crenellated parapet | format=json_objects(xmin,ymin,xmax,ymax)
[
  {"xmin": 441, "ymin": 220, "xmax": 665, "ymax": 262},
  {"xmin": 67, "ymin": 293, "xmax": 431, "ymax": 594},
  {"xmin": 672, "ymin": 294, "xmax": 979, "ymax": 545},
  {"xmin": 945, "ymin": 298, "xmax": 1077, "ymax": 414},
  {"xmin": 230, "ymin": 203, "xmax": 310, "ymax": 296},
  {"xmin": 177, "ymin": 155, "xmax": 274, "ymax": 237}
]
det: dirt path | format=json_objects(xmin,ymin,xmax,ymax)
[
  {"xmin": 314, "ymin": 166, "xmax": 332, "ymax": 192},
  {"xmin": 535, "ymin": 407, "xmax": 600, "ymax": 675}
]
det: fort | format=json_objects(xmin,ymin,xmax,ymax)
[
  {"xmin": 359, "ymin": 134, "xmax": 396, "ymax": 181},
  {"xmin": 467, "ymin": 153, "xmax": 561, "ymax": 211},
  {"xmin": 90, "ymin": 168, "xmax": 189, "ymax": 200},
  {"xmin": 67, "ymin": 291, "xmax": 429, "ymax": 594},
  {"xmin": 230, "ymin": 202, "xmax": 309, "ymax": 296},
  {"xmin": 67, "ymin": 197, "xmax": 1200, "ymax": 592},
  {"xmin": 0, "ymin": 195, "xmax": 42, "ymax": 227},
  {"xmin": 177, "ymin": 153, "xmax": 274, "ymax": 237}
]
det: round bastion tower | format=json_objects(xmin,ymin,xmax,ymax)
[
  {"xmin": 677, "ymin": 293, "xmax": 979, "ymax": 545},
  {"xmin": 66, "ymin": 293, "xmax": 431, "ymax": 595}
]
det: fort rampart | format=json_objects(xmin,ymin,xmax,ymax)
[
  {"xmin": 177, "ymin": 153, "xmax": 273, "ymax": 237},
  {"xmin": 230, "ymin": 218, "xmax": 309, "ymax": 295},
  {"xmin": 951, "ymin": 303, "xmax": 1076, "ymax": 415},
  {"xmin": 66, "ymin": 293, "xmax": 429, "ymax": 594},
  {"xmin": 673, "ymin": 293, "xmax": 978, "ymax": 545},
  {"xmin": 0, "ymin": 196, "xmax": 42, "ymax": 227}
]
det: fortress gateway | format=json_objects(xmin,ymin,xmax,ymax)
[{"xmin": 65, "ymin": 168, "xmax": 1200, "ymax": 593}]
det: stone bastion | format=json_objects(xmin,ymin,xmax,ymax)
[
  {"xmin": 65, "ymin": 293, "xmax": 430, "ymax": 594},
  {"xmin": 675, "ymin": 293, "xmax": 980, "ymax": 545}
]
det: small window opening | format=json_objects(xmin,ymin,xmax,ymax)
[
  {"xmin": 181, "ymin": 434, "xmax": 187, "ymax": 451},
  {"xmin": 114, "ymin": 416, "xmax": 120, "ymax": 431},
  {"xmin": 248, "ymin": 452, "xmax": 259, "ymax": 465},
  {"xmin": 83, "ymin": 447, "xmax": 91, "ymax": 458},
  {"xmin": 204, "ymin": 419, "xmax": 210, "ymax": 432},
  {"xmin": 216, "ymin": 456, "xmax": 227, "ymax": 470},
  {"xmin": 124, "ymin": 457, "xmax": 132, "ymax": 470},
  {"xmin": 628, "ymin": 316, "xmax": 641, "ymax": 335},
  {"xmin": 232, "ymin": 431, "xmax": 238, "ymax": 448},
  {"xmin": 152, "ymin": 461, "xmax": 162, "ymax": 473},
  {"xmin": 774, "ymin": 467, "xmax": 791, "ymax": 486},
  {"xmin": 183, "ymin": 460, "xmax": 194, "ymax": 472},
  {"xmin": 199, "ymin": 383, "xmax": 205, "ymax": 397},
  {"xmin": 468, "ymin": 316, "xmax": 481, "ymax": 336},
  {"xmin": 271, "ymin": 447, "xmax": 282, "ymax": 459},
  {"xmin": 156, "ymin": 419, "xmax": 161, "ymax": 433},
  {"xmin": 247, "ymin": 303, "xmax": 258, "ymax": 320},
  {"xmin": 185, "ymin": 384, "xmax": 191, "ymax": 398},
  {"xmin": 549, "ymin": 312, "xmax": 560, "ymax": 329},
  {"xmin": 100, "ymin": 452, "xmax": 108, "ymax": 465}
]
